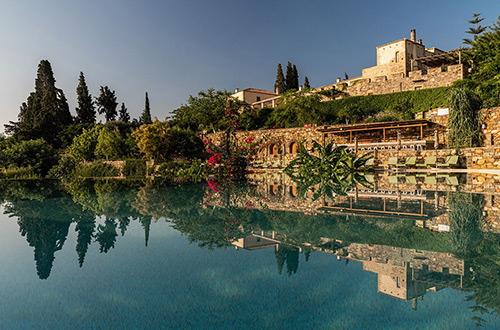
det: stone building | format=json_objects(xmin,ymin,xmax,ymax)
[
  {"xmin": 316, "ymin": 29, "xmax": 463, "ymax": 97},
  {"xmin": 231, "ymin": 88, "xmax": 279, "ymax": 109}
]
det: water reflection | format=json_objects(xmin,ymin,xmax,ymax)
[{"xmin": 1, "ymin": 175, "xmax": 500, "ymax": 325}]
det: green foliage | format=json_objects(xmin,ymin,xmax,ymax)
[
  {"xmin": 75, "ymin": 72, "xmax": 96, "ymax": 124},
  {"xmin": 1, "ymin": 167, "xmax": 41, "ymax": 180},
  {"xmin": 122, "ymin": 159, "xmax": 147, "ymax": 178},
  {"xmin": 274, "ymin": 63, "xmax": 285, "ymax": 94},
  {"xmin": 139, "ymin": 92, "xmax": 152, "ymax": 124},
  {"xmin": 170, "ymin": 88, "xmax": 233, "ymax": 132},
  {"xmin": 74, "ymin": 160, "xmax": 119, "ymax": 178},
  {"xmin": 118, "ymin": 103, "xmax": 130, "ymax": 123},
  {"xmin": 285, "ymin": 140, "xmax": 373, "ymax": 199},
  {"xmin": 5, "ymin": 60, "xmax": 72, "ymax": 147},
  {"xmin": 463, "ymin": 12, "xmax": 488, "ymax": 46},
  {"xmin": 1, "ymin": 139, "xmax": 59, "ymax": 177},
  {"xmin": 304, "ymin": 76, "xmax": 310, "ymax": 88},
  {"xmin": 316, "ymin": 87, "xmax": 450, "ymax": 125},
  {"xmin": 448, "ymin": 192, "xmax": 484, "ymax": 256},
  {"xmin": 285, "ymin": 61, "xmax": 299, "ymax": 91},
  {"xmin": 448, "ymin": 87, "xmax": 482, "ymax": 148},
  {"xmin": 67, "ymin": 125, "xmax": 102, "ymax": 161},
  {"xmin": 95, "ymin": 126, "xmax": 124, "ymax": 160},
  {"xmin": 156, "ymin": 159, "xmax": 206, "ymax": 182},
  {"xmin": 132, "ymin": 121, "xmax": 169, "ymax": 161},
  {"xmin": 458, "ymin": 15, "xmax": 500, "ymax": 107},
  {"xmin": 270, "ymin": 89, "xmax": 321, "ymax": 128},
  {"xmin": 166, "ymin": 127, "xmax": 204, "ymax": 160},
  {"xmin": 47, "ymin": 156, "xmax": 77, "ymax": 179},
  {"xmin": 96, "ymin": 86, "xmax": 118, "ymax": 122}
]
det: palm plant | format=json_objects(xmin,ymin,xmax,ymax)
[{"xmin": 284, "ymin": 140, "xmax": 373, "ymax": 199}]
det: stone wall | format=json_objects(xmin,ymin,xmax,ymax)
[{"xmin": 317, "ymin": 64, "xmax": 463, "ymax": 97}]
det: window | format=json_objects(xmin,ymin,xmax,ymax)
[
  {"xmin": 414, "ymin": 86, "xmax": 422, "ymax": 90},
  {"xmin": 256, "ymin": 96, "xmax": 261, "ymax": 102},
  {"xmin": 395, "ymin": 51, "xmax": 400, "ymax": 63}
]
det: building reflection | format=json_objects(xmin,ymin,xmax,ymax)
[{"xmin": 232, "ymin": 232, "xmax": 466, "ymax": 309}]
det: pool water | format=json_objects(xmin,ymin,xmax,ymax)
[{"xmin": 0, "ymin": 179, "xmax": 499, "ymax": 329}]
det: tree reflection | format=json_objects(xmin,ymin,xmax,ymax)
[
  {"xmin": 95, "ymin": 217, "xmax": 118, "ymax": 253},
  {"xmin": 18, "ymin": 216, "xmax": 70, "ymax": 279},
  {"xmin": 2, "ymin": 178, "xmax": 500, "ymax": 323}
]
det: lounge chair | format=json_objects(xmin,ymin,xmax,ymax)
[
  {"xmin": 364, "ymin": 158, "xmax": 374, "ymax": 167},
  {"xmin": 446, "ymin": 175, "xmax": 459, "ymax": 186},
  {"xmin": 395, "ymin": 156, "xmax": 417, "ymax": 168},
  {"xmin": 424, "ymin": 175, "xmax": 437, "ymax": 185},
  {"xmin": 364, "ymin": 174, "xmax": 375, "ymax": 183},
  {"xmin": 388, "ymin": 175, "xmax": 398, "ymax": 184},
  {"xmin": 416, "ymin": 156, "xmax": 436, "ymax": 168},
  {"xmin": 437, "ymin": 155, "xmax": 459, "ymax": 168},
  {"xmin": 386, "ymin": 157, "xmax": 398, "ymax": 169},
  {"xmin": 405, "ymin": 175, "xmax": 417, "ymax": 185}
]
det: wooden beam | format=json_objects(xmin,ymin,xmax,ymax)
[{"xmin": 324, "ymin": 123, "xmax": 428, "ymax": 134}]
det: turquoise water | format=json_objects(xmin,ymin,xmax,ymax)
[{"xmin": 0, "ymin": 180, "xmax": 499, "ymax": 329}]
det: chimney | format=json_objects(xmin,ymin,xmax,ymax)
[
  {"xmin": 410, "ymin": 29, "xmax": 416, "ymax": 42},
  {"xmin": 235, "ymin": 88, "xmax": 239, "ymax": 93},
  {"xmin": 417, "ymin": 39, "xmax": 422, "ymax": 44},
  {"xmin": 299, "ymin": 85, "xmax": 303, "ymax": 91},
  {"xmin": 336, "ymin": 77, "xmax": 341, "ymax": 83}
]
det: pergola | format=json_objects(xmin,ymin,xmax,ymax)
[
  {"xmin": 412, "ymin": 50, "xmax": 461, "ymax": 69},
  {"xmin": 318, "ymin": 119, "xmax": 430, "ymax": 144}
]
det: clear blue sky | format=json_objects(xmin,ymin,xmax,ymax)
[{"xmin": 1, "ymin": 0, "xmax": 499, "ymax": 132}]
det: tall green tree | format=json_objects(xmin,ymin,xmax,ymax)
[
  {"xmin": 170, "ymin": 88, "xmax": 232, "ymax": 131},
  {"xmin": 464, "ymin": 12, "xmax": 488, "ymax": 46},
  {"xmin": 456, "ymin": 15, "xmax": 500, "ymax": 106},
  {"xmin": 139, "ymin": 92, "xmax": 152, "ymax": 124},
  {"xmin": 304, "ymin": 76, "xmax": 310, "ymax": 89},
  {"xmin": 96, "ymin": 86, "xmax": 118, "ymax": 122},
  {"xmin": 5, "ymin": 60, "xmax": 73, "ymax": 147},
  {"xmin": 292, "ymin": 64, "xmax": 299, "ymax": 90},
  {"xmin": 285, "ymin": 61, "xmax": 294, "ymax": 91},
  {"xmin": 274, "ymin": 63, "xmax": 285, "ymax": 94},
  {"xmin": 75, "ymin": 72, "xmax": 95, "ymax": 124},
  {"xmin": 118, "ymin": 102, "xmax": 130, "ymax": 122}
]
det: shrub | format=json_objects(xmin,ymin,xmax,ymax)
[
  {"xmin": 74, "ymin": 160, "xmax": 119, "ymax": 178},
  {"xmin": 2, "ymin": 139, "xmax": 59, "ymax": 177},
  {"xmin": 448, "ymin": 87, "xmax": 482, "ymax": 148},
  {"xmin": 122, "ymin": 159, "xmax": 147, "ymax": 178},
  {"xmin": 1, "ymin": 167, "xmax": 41, "ymax": 179},
  {"xmin": 47, "ymin": 156, "xmax": 77, "ymax": 179}
]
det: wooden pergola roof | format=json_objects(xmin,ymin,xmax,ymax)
[
  {"xmin": 413, "ymin": 50, "xmax": 459, "ymax": 67},
  {"xmin": 318, "ymin": 119, "xmax": 429, "ymax": 134},
  {"xmin": 318, "ymin": 119, "xmax": 430, "ymax": 143}
]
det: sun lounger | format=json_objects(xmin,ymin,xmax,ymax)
[
  {"xmin": 416, "ymin": 156, "xmax": 436, "ymax": 168},
  {"xmin": 386, "ymin": 157, "xmax": 398, "ymax": 168},
  {"xmin": 395, "ymin": 156, "xmax": 417, "ymax": 167},
  {"xmin": 405, "ymin": 175, "xmax": 417, "ymax": 184},
  {"xmin": 424, "ymin": 175, "xmax": 437, "ymax": 185},
  {"xmin": 437, "ymin": 155, "xmax": 459, "ymax": 168}
]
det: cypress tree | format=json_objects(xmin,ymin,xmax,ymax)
[
  {"xmin": 285, "ymin": 61, "xmax": 294, "ymax": 91},
  {"xmin": 75, "ymin": 72, "xmax": 95, "ymax": 124},
  {"xmin": 96, "ymin": 86, "xmax": 118, "ymax": 122},
  {"xmin": 292, "ymin": 65, "xmax": 299, "ymax": 90},
  {"xmin": 118, "ymin": 102, "xmax": 130, "ymax": 122},
  {"xmin": 274, "ymin": 63, "xmax": 285, "ymax": 94},
  {"xmin": 304, "ymin": 76, "xmax": 310, "ymax": 89},
  {"xmin": 140, "ymin": 92, "xmax": 152, "ymax": 124},
  {"xmin": 5, "ymin": 59, "xmax": 72, "ymax": 147}
]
